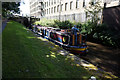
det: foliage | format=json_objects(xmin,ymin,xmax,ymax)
[
  {"xmin": 2, "ymin": 2, "xmax": 20, "ymax": 17},
  {"xmin": 85, "ymin": 1, "xmax": 103, "ymax": 24},
  {"xmin": 93, "ymin": 24, "xmax": 120, "ymax": 47},
  {"xmin": 84, "ymin": 1, "xmax": 103, "ymax": 35},
  {"xmin": 35, "ymin": 18, "xmax": 56, "ymax": 27},
  {"xmin": 73, "ymin": 22, "xmax": 82, "ymax": 29},
  {"xmin": 35, "ymin": 19, "xmax": 73, "ymax": 29},
  {"xmin": 54, "ymin": 20, "xmax": 73, "ymax": 29}
]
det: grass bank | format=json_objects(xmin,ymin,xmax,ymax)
[{"xmin": 2, "ymin": 21, "xmax": 92, "ymax": 78}]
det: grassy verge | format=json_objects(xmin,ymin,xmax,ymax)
[{"xmin": 2, "ymin": 21, "xmax": 92, "ymax": 78}]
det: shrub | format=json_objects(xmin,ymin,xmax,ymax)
[
  {"xmin": 54, "ymin": 20, "xmax": 73, "ymax": 29},
  {"xmin": 35, "ymin": 19, "xmax": 74, "ymax": 29},
  {"xmin": 92, "ymin": 23, "xmax": 120, "ymax": 48},
  {"xmin": 34, "ymin": 18, "xmax": 55, "ymax": 27}
]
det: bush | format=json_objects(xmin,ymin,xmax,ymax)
[
  {"xmin": 92, "ymin": 23, "xmax": 120, "ymax": 48},
  {"xmin": 35, "ymin": 19, "xmax": 73, "ymax": 29},
  {"xmin": 75, "ymin": 21, "xmax": 93, "ymax": 34},
  {"xmin": 54, "ymin": 20, "xmax": 73, "ymax": 29},
  {"xmin": 34, "ymin": 18, "xmax": 55, "ymax": 27},
  {"xmin": 78, "ymin": 21, "xmax": 120, "ymax": 48}
]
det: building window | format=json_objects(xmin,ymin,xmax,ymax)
[
  {"xmin": 49, "ymin": 8, "xmax": 50, "ymax": 14},
  {"xmin": 51, "ymin": 7, "xmax": 53, "ymax": 13},
  {"xmin": 51, "ymin": 0, "xmax": 53, "ymax": 5},
  {"xmin": 57, "ymin": 5, "xmax": 59, "ymax": 12},
  {"xmin": 41, "ymin": 2, "xmax": 44, "ymax": 8},
  {"xmin": 73, "ymin": 14, "xmax": 75, "ymax": 20},
  {"xmin": 47, "ymin": 9, "xmax": 48, "ymax": 14},
  {"xmin": 70, "ymin": 1, "xmax": 73, "ymax": 10},
  {"xmin": 91, "ymin": 1, "xmax": 95, "ymax": 5},
  {"xmin": 38, "ymin": 6, "xmax": 40, "ymax": 10},
  {"xmin": 54, "ymin": 0, "xmax": 56, "ymax": 4},
  {"xmin": 54, "ymin": 6, "xmax": 56, "ymax": 13},
  {"xmin": 45, "ymin": 2, "xmax": 46, "ymax": 7},
  {"xmin": 43, "ymin": 11, "xmax": 45, "ymax": 16},
  {"xmin": 42, "ymin": 12, "xmax": 43, "ymax": 16},
  {"xmin": 83, "ymin": 0, "xmax": 85, "ymax": 7},
  {"xmin": 40, "ymin": 12, "xmax": 42, "ymax": 16},
  {"xmin": 76, "ymin": 1, "xmax": 79, "ymax": 8},
  {"xmin": 47, "ymin": 1, "xmax": 48, "ymax": 7},
  {"xmin": 49, "ymin": 0, "xmax": 50, "ymax": 6},
  {"xmin": 61, "ymin": 4, "xmax": 63, "ymax": 11},
  {"xmin": 65, "ymin": 3, "xmax": 67, "ymax": 11}
]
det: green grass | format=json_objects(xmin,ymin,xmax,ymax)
[{"xmin": 2, "ymin": 21, "xmax": 91, "ymax": 78}]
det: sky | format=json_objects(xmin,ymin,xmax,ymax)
[{"xmin": 19, "ymin": 0, "xmax": 30, "ymax": 16}]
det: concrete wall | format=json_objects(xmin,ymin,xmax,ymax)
[
  {"xmin": 43, "ymin": 0, "xmax": 120, "ymax": 22},
  {"xmin": 30, "ymin": 0, "xmax": 120, "ymax": 22},
  {"xmin": 45, "ymin": 12, "xmax": 86, "ymax": 22},
  {"xmin": 44, "ymin": 0, "xmax": 89, "ymax": 22},
  {"xmin": 103, "ymin": 5, "xmax": 120, "ymax": 33},
  {"xmin": 30, "ymin": 0, "xmax": 43, "ymax": 18}
]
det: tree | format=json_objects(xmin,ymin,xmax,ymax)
[
  {"xmin": 2, "ymin": 2, "xmax": 20, "ymax": 17},
  {"xmin": 84, "ymin": 0, "xmax": 103, "ymax": 38},
  {"xmin": 85, "ymin": 1, "xmax": 103, "ymax": 24}
]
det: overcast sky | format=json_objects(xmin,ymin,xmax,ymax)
[{"xmin": 19, "ymin": 0, "xmax": 30, "ymax": 16}]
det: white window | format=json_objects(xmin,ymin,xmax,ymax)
[
  {"xmin": 65, "ymin": 3, "xmax": 67, "ymax": 11},
  {"xmin": 45, "ymin": 9, "xmax": 46, "ymax": 14},
  {"xmin": 51, "ymin": 0, "xmax": 53, "ymax": 5},
  {"xmin": 51, "ymin": 7, "xmax": 53, "ymax": 13},
  {"xmin": 70, "ymin": 1, "xmax": 73, "ymax": 10},
  {"xmin": 61, "ymin": 4, "xmax": 63, "ymax": 11},
  {"xmin": 47, "ymin": 1, "xmax": 48, "ymax": 7},
  {"xmin": 45, "ymin": 2, "xmax": 46, "ymax": 7},
  {"xmin": 49, "ymin": 0, "xmax": 50, "ymax": 6},
  {"xmin": 49, "ymin": 8, "xmax": 50, "ymax": 14},
  {"xmin": 83, "ymin": 0, "xmax": 85, "ymax": 7},
  {"xmin": 54, "ymin": 6, "xmax": 56, "ymax": 13},
  {"xmin": 47, "ymin": 9, "xmax": 48, "ymax": 14},
  {"xmin": 76, "ymin": 1, "xmax": 79, "ymax": 8},
  {"xmin": 54, "ymin": 0, "xmax": 56, "ymax": 4},
  {"xmin": 57, "ymin": 5, "xmax": 59, "ymax": 12}
]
